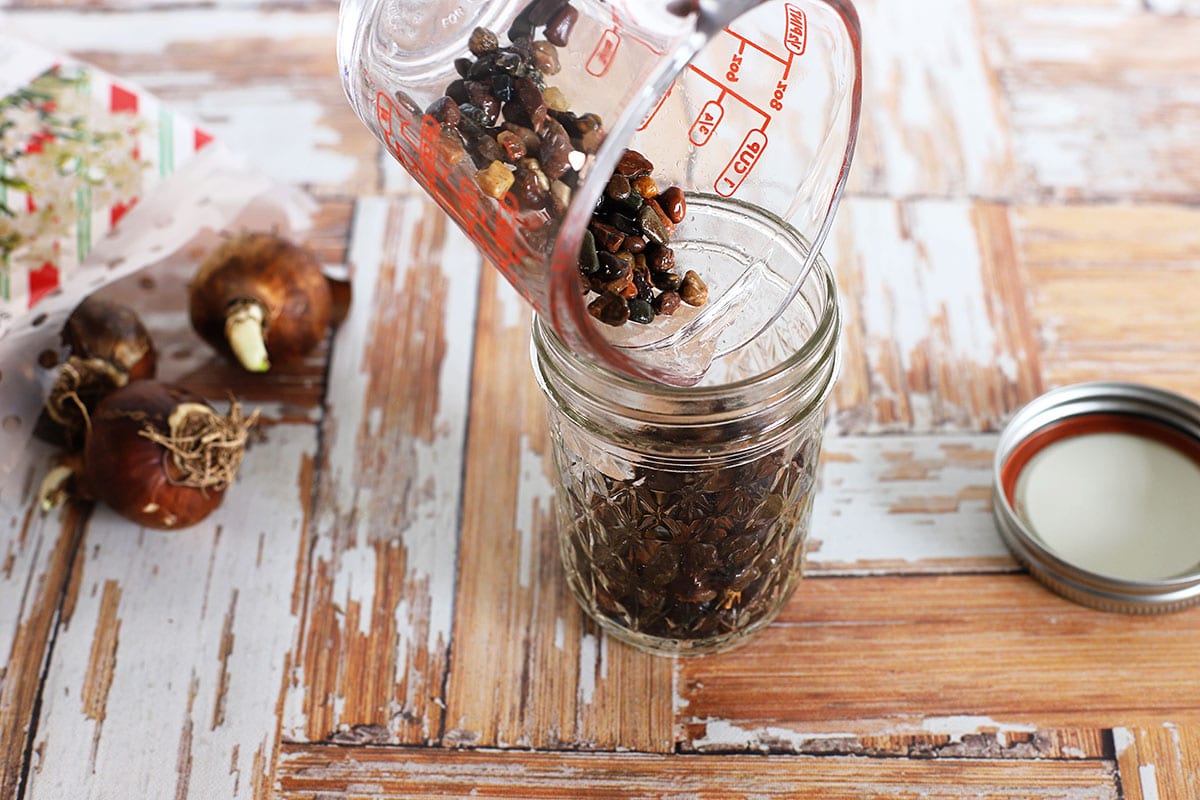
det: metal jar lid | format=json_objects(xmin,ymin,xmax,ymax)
[{"xmin": 993, "ymin": 381, "xmax": 1200, "ymax": 613}]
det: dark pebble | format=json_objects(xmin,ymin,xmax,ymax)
[
  {"xmin": 648, "ymin": 245, "xmax": 675, "ymax": 271},
  {"xmin": 491, "ymin": 73, "xmax": 515, "ymax": 102},
  {"xmin": 544, "ymin": 5, "xmax": 579, "ymax": 47},
  {"xmin": 465, "ymin": 81, "xmax": 500, "ymax": 124},
  {"xmin": 653, "ymin": 290, "xmax": 682, "ymax": 315},
  {"xmin": 605, "ymin": 174, "xmax": 632, "ymax": 202},
  {"xmin": 650, "ymin": 269, "xmax": 681, "ymax": 291},
  {"xmin": 596, "ymin": 251, "xmax": 631, "ymax": 282},
  {"xmin": 638, "ymin": 203, "xmax": 670, "ymax": 245},
  {"xmin": 511, "ymin": 167, "xmax": 549, "ymax": 210},
  {"xmin": 589, "ymin": 221, "xmax": 626, "ymax": 253},
  {"xmin": 445, "ymin": 79, "xmax": 470, "ymax": 106},
  {"xmin": 578, "ymin": 229, "xmax": 599, "ymax": 275},
  {"xmin": 627, "ymin": 298, "xmax": 654, "ymax": 324},
  {"xmin": 426, "ymin": 96, "xmax": 460, "ymax": 126},
  {"xmin": 608, "ymin": 210, "xmax": 641, "ymax": 236},
  {"xmin": 588, "ymin": 291, "xmax": 630, "ymax": 326},
  {"xmin": 454, "ymin": 57, "xmax": 473, "ymax": 78},
  {"xmin": 624, "ymin": 234, "xmax": 647, "ymax": 254}
]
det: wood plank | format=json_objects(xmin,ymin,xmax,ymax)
[
  {"xmin": 1013, "ymin": 203, "xmax": 1200, "ymax": 399},
  {"xmin": 825, "ymin": 198, "xmax": 1041, "ymax": 434},
  {"xmin": 846, "ymin": 0, "xmax": 1015, "ymax": 199},
  {"xmin": 3, "ymin": 9, "xmax": 377, "ymax": 197},
  {"xmin": 979, "ymin": 1, "xmax": 1200, "ymax": 202},
  {"xmin": 443, "ymin": 267, "xmax": 674, "ymax": 753},
  {"xmin": 1114, "ymin": 724, "xmax": 1200, "ymax": 800},
  {"xmin": 283, "ymin": 195, "xmax": 478, "ymax": 745},
  {"xmin": 807, "ymin": 433, "xmax": 1013, "ymax": 575},
  {"xmin": 678, "ymin": 574, "xmax": 1200, "ymax": 749},
  {"xmin": 275, "ymin": 744, "xmax": 1120, "ymax": 799},
  {"xmin": 23, "ymin": 421, "xmax": 317, "ymax": 800},
  {"xmin": 0, "ymin": 442, "xmax": 87, "ymax": 800}
]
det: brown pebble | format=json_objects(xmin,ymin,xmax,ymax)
[
  {"xmin": 605, "ymin": 174, "xmax": 632, "ymax": 202},
  {"xmin": 588, "ymin": 291, "xmax": 630, "ymax": 326},
  {"xmin": 539, "ymin": 118, "xmax": 573, "ymax": 179},
  {"xmin": 503, "ymin": 122, "xmax": 541, "ymax": 153},
  {"xmin": 590, "ymin": 221, "xmax": 626, "ymax": 253},
  {"xmin": 647, "ymin": 244, "xmax": 675, "ymax": 271},
  {"xmin": 510, "ymin": 167, "xmax": 549, "ymax": 210},
  {"xmin": 469, "ymin": 134, "xmax": 505, "ymax": 169},
  {"xmin": 436, "ymin": 126, "xmax": 468, "ymax": 165},
  {"xmin": 647, "ymin": 198, "xmax": 676, "ymax": 237},
  {"xmin": 468, "ymin": 27, "xmax": 499, "ymax": 57},
  {"xmin": 496, "ymin": 130, "xmax": 527, "ymax": 162},
  {"xmin": 624, "ymin": 234, "xmax": 647, "ymax": 254},
  {"xmin": 653, "ymin": 290, "xmax": 682, "ymax": 315},
  {"xmin": 545, "ymin": 5, "xmax": 579, "ymax": 47},
  {"xmin": 532, "ymin": 41, "xmax": 561, "ymax": 75},
  {"xmin": 615, "ymin": 149, "xmax": 654, "ymax": 178},
  {"xmin": 426, "ymin": 96, "xmax": 461, "ymax": 126},
  {"xmin": 526, "ymin": 0, "xmax": 568, "ymax": 25},
  {"xmin": 659, "ymin": 186, "xmax": 686, "ymax": 224},
  {"xmin": 680, "ymin": 270, "xmax": 708, "ymax": 306},
  {"xmin": 465, "ymin": 81, "xmax": 500, "ymax": 125}
]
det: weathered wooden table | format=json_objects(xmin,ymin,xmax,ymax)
[{"xmin": 3, "ymin": 1, "xmax": 1199, "ymax": 798}]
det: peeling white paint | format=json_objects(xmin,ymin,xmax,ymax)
[
  {"xmin": 853, "ymin": 0, "xmax": 1013, "ymax": 197},
  {"xmin": 514, "ymin": 435, "xmax": 554, "ymax": 589},
  {"xmin": 1139, "ymin": 765, "xmax": 1161, "ymax": 800},
  {"xmin": 809, "ymin": 433, "xmax": 1010, "ymax": 571},
  {"xmin": 577, "ymin": 633, "xmax": 598, "ymax": 706},
  {"xmin": 27, "ymin": 428, "xmax": 316, "ymax": 800}
]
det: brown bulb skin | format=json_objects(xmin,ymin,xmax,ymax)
[
  {"xmin": 63, "ymin": 295, "xmax": 157, "ymax": 380},
  {"xmin": 84, "ymin": 381, "xmax": 224, "ymax": 530},
  {"xmin": 189, "ymin": 233, "xmax": 332, "ymax": 367}
]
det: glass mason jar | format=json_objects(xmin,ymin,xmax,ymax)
[{"xmin": 531, "ymin": 197, "xmax": 841, "ymax": 655}]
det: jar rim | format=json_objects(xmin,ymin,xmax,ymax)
[{"xmin": 532, "ymin": 222, "xmax": 841, "ymax": 424}]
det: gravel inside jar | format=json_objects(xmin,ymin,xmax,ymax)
[{"xmin": 556, "ymin": 435, "xmax": 819, "ymax": 645}]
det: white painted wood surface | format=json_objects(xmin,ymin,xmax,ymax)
[
  {"xmin": 24, "ymin": 423, "xmax": 316, "ymax": 800},
  {"xmin": 2, "ymin": 0, "xmax": 1199, "ymax": 796},
  {"xmin": 282, "ymin": 194, "xmax": 480, "ymax": 745}
]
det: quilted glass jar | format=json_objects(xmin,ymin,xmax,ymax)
[{"xmin": 531, "ymin": 199, "xmax": 840, "ymax": 655}]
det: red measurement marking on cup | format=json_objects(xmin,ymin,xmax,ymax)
[
  {"xmin": 588, "ymin": 27, "xmax": 622, "ymax": 76},
  {"xmin": 375, "ymin": 91, "xmax": 526, "ymax": 279},
  {"xmin": 783, "ymin": 3, "xmax": 807, "ymax": 56},
  {"xmin": 689, "ymin": 100, "xmax": 723, "ymax": 146},
  {"xmin": 638, "ymin": 84, "xmax": 673, "ymax": 131},
  {"xmin": 715, "ymin": 129, "xmax": 767, "ymax": 197}
]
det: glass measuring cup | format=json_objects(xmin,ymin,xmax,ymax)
[{"xmin": 338, "ymin": 0, "xmax": 861, "ymax": 385}]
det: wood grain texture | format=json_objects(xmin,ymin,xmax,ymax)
[
  {"xmin": 0, "ymin": 443, "xmax": 86, "ymax": 800},
  {"xmin": 677, "ymin": 574, "xmax": 1200, "ymax": 747},
  {"xmin": 1115, "ymin": 724, "xmax": 1200, "ymax": 800},
  {"xmin": 1013, "ymin": 203, "xmax": 1200, "ymax": 399},
  {"xmin": 443, "ymin": 267, "xmax": 674, "ymax": 753},
  {"xmin": 24, "ymin": 422, "xmax": 317, "ymax": 800},
  {"xmin": 275, "ymin": 744, "xmax": 1120, "ymax": 799},
  {"xmin": 807, "ymin": 433, "xmax": 1013, "ymax": 575},
  {"xmin": 826, "ymin": 198, "xmax": 1041, "ymax": 434},
  {"xmin": 847, "ymin": 0, "xmax": 1015, "ymax": 199},
  {"xmin": 285, "ymin": 195, "xmax": 478, "ymax": 746},
  {"xmin": 979, "ymin": 0, "xmax": 1200, "ymax": 202}
]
